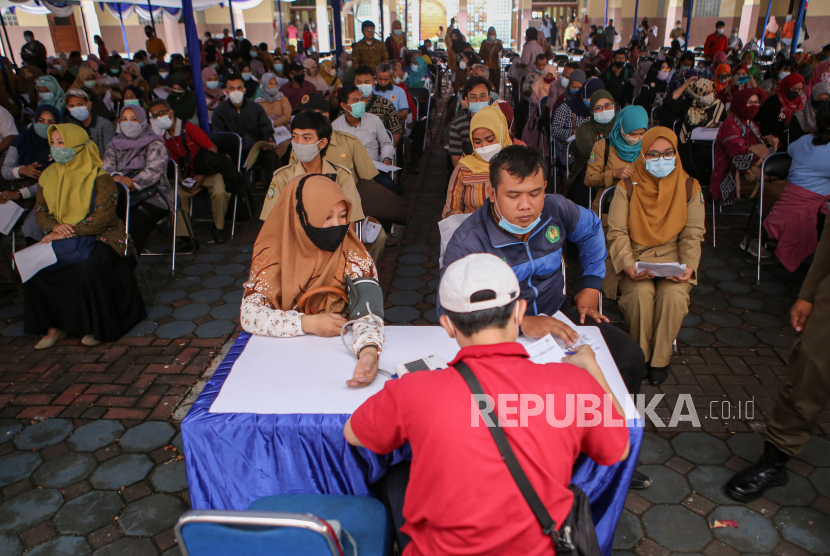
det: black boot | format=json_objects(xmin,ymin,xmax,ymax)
[
  {"xmin": 212, "ymin": 226, "xmax": 227, "ymax": 244},
  {"xmin": 726, "ymin": 442, "xmax": 789, "ymax": 502},
  {"xmin": 630, "ymin": 469, "xmax": 653, "ymax": 490},
  {"xmin": 648, "ymin": 365, "xmax": 669, "ymax": 386}
]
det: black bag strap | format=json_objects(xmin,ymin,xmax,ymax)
[{"xmin": 455, "ymin": 360, "xmax": 573, "ymax": 552}]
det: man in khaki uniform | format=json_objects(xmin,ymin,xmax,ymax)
[
  {"xmin": 260, "ymin": 111, "xmax": 386, "ymax": 261},
  {"xmin": 727, "ymin": 215, "xmax": 830, "ymax": 502}
]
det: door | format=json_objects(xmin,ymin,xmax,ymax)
[{"xmin": 48, "ymin": 13, "xmax": 81, "ymax": 55}]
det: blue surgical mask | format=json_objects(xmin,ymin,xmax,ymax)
[
  {"xmin": 109, "ymin": 68, "xmax": 120, "ymax": 75},
  {"xmin": 34, "ymin": 123, "xmax": 49, "ymax": 139},
  {"xmin": 583, "ymin": 99, "xmax": 590, "ymax": 107},
  {"xmin": 469, "ymin": 101, "xmax": 488, "ymax": 113},
  {"xmin": 250, "ymin": 50, "xmax": 258, "ymax": 57},
  {"xmin": 274, "ymin": 63, "xmax": 283, "ymax": 72},
  {"xmin": 137, "ymin": 62, "xmax": 144, "ymax": 68},
  {"xmin": 210, "ymin": 63, "xmax": 218, "ymax": 69},
  {"xmin": 39, "ymin": 92, "xmax": 53, "ymax": 101},
  {"xmin": 644, "ymin": 155, "xmax": 676, "ymax": 178},
  {"xmin": 68, "ymin": 106, "xmax": 90, "ymax": 121},
  {"xmin": 357, "ymin": 83, "xmax": 373, "ymax": 98},
  {"xmin": 349, "ymin": 101, "xmax": 366, "ymax": 118},
  {"xmin": 495, "ymin": 198, "xmax": 542, "ymax": 235},
  {"xmin": 206, "ymin": 80, "xmax": 220, "ymax": 89},
  {"xmin": 124, "ymin": 99, "xmax": 141, "ymax": 106},
  {"xmin": 242, "ymin": 73, "xmax": 252, "ymax": 81}
]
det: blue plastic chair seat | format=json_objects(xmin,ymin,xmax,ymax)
[{"xmin": 249, "ymin": 494, "xmax": 392, "ymax": 556}]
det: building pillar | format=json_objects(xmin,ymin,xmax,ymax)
[
  {"xmin": 382, "ymin": 0, "xmax": 392, "ymax": 39},
  {"xmin": 315, "ymin": 0, "xmax": 330, "ymax": 51},
  {"xmin": 664, "ymin": 0, "xmax": 683, "ymax": 46},
  {"xmin": 163, "ymin": 14, "xmax": 184, "ymax": 58},
  {"xmin": 410, "ymin": 0, "xmax": 420, "ymax": 47},
  {"xmin": 606, "ymin": 0, "xmax": 621, "ymax": 44},
  {"xmin": 459, "ymin": 0, "xmax": 468, "ymax": 36},
  {"xmin": 234, "ymin": 8, "xmax": 247, "ymax": 38},
  {"xmin": 81, "ymin": 1, "xmax": 101, "ymax": 54},
  {"xmin": 738, "ymin": 0, "xmax": 761, "ymax": 44}
]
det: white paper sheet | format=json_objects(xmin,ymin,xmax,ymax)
[
  {"xmin": 361, "ymin": 218, "xmax": 382, "ymax": 243},
  {"xmin": 438, "ymin": 213, "xmax": 473, "ymax": 268},
  {"xmin": 13, "ymin": 242, "xmax": 57, "ymax": 283},
  {"xmin": 273, "ymin": 126, "xmax": 292, "ymax": 144},
  {"xmin": 209, "ymin": 326, "xmax": 461, "ymax": 415},
  {"xmin": 153, "ymin": 87, "xmax": 169, "ymax": 100},
  {"xmin": 0, "ymin": 201, "xmax": 23, "ymax": 235},
  {"xmin": 373, "ymin": 160, "xmax": 401, "ymax": 173},
  {"xmin": 521, "ymin": 334, "xmax": 568, "ymax": 365},
  {"xmin": 636, "ymin": 261, "xmax": 686, "ymax": 278}
]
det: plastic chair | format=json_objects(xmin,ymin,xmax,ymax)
[
  {"xmin": 408, "ymin": 87, "xmax": 431, "ymax": 153},
  {"xmin": 175, "ymin": 494, "xmax": 391, "ymax": 556},
  {"xmin": 116, "ymin": 182, "xmax": 155, "ymax": 304},
  {"xmin": 138, "ymin": 160, "xmax": 196, "ymax": 276},
  {"xmin": 755, "ymin": 152, "xmax": 792, "ymax": 284}
]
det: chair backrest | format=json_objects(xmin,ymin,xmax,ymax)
[
  {"xmin": 207, "ymin": 132, "xmax": 242, "ymax": 172},
  {"xmin": 762, "ymin": 152, "xmax": 792, "ymax": 180},
  {"xmin": 426, "ymin": 63, "xmax": 438, "ymax": 77},
  {"xmin": 408, "ymin": 87, "xmax": 431, "ymax": 122},
  {"xmin": 175, "ymin": 510, "xmax": 341, "ymax": 556},
  {"xmin": 599, "ymin": 185, "xmax": 617, "ymax": 216},
  {"xmin": 167, "ymin": 159, "xmax": 179, "ymax": 184}
]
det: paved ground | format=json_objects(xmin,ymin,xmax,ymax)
[{"xmin": 0, "ymin": 89, "xmax": 828, "ymax": 556}]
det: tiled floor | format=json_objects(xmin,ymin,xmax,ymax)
[{"xmin": 0, "ymin": 86, "xmax": 828, "ymax": 555}]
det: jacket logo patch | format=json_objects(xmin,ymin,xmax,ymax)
[
  {"xmin": 301, "ymin": 95, "xmax": 310, "ymax": 104},
  {"xmin": 267, "ymin": 187, "xmax": 275, "ymax": 199},
  {"xmin": 391, "ymin": 95, "xmax": 396, "ymax": 100},
  {"xmin": 700, "ymin": 190, "xmax": 705, "ymax": 204},
  {"xmin": 545, "ymin": 225, "xmax": 560, "ymax": 244}
]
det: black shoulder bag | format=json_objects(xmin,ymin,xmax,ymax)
[{"xmin": 455, "ymin": 360, "xmax": 602, "ymax": 556}]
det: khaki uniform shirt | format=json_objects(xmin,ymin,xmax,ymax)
[
  {"xmin": 602, "ymin": 183, "xmax": 706, "ymax": 299},
  {"xmin": 351, "ymin": 39, "xmax": 389, "ymax": 71},
  {"xmin": 585, "ymin": 139, "xmax": 635, "ymax": 213},
  {"xmin": 260, "ymin": 159, "xmax": 365, "ymax": 222},
  {"xmin": 289, "ymin": 130, "xmax": 379, "ymax": 182}
]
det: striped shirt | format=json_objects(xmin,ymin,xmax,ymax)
[
  {"xmin": 448, "ymin": 109, "xmax": 472, "ymax": 157},
  {"xmin": 442, "ymin": 164, "xmax": 490, "ymax": 218}
]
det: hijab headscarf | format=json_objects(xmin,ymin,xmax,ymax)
[
  {"xmin": 795, "ymin": 82, "xmax": 830, "ymax": 134},
  {"xmin": 629, "ymin": 61, "xmax": 653, "ymax": 88},
  {"xmin": 201, "ymin": 67, "xmax": 225, "ymax": 108},
  {"xmin": 731, "ymin": 87, "xmax": 766, "ymax": 122},
  {"xmin": 777, "ymin": 73, "xmax": 806, "ymax": 121},
  {"xmin": 610, "ymin": 105, "xmax": 649, "ymax": 162},
  {"xmin": 628, "ymin": 47, "xmax": 640, "ymax": 67},
  {"xmin": 72, "ymin": 66, "xmax": 103, "ymax": 93},
  {"xmin": 742, "ymin": 51, "xmax": 763, "ymax": 81},
  {"xmin": 338, "ymin": 52, "xmax": 355, "ymax": 86},
  {"xmin": 564, "ymin": 69, "xmax": 587, "ymax": 101},
  {"xmin": 109, "ymin": 105, "xmax": 161, "ymax": 172},
  {"xmin": 40, "ymin": 124, "xmax": 103, "ymax": 226},
  {"xmin": 805, "ymin": 61, "xmax": 830, "ymax": 98},
  {"xmin": 570, "ymin": 90, "xmax": 616, "ymax": 181},
  {"xmin": 566, "ymin": 77, "xmax": 604, "ymax": 118},
  {"xmin": 119, "ymin": 61, "xmax": 142, "ymax": 90},
  {"xmin": 12, "ymin": 105, "xmax": 60, "ymax": 168},
  {"xmin": 766, "ymin": 16, "xmax": 779, "ymax": 34},
  {"xmin": 36, "ymin": 75, "xmax": 65, "ymax": 112},
  {"xmin": 168, "ymin": 73, "xmax": 198, "ymax": 122},
  {"xmin": 713, "ymin": 63, "xmax": 732, "ymax": 92},
  {"xmin": 597, "ymin": 49, "xmax": 613, "ymax": 72},
  {"xmin": 319, "ymin": 59, "xmax": 337, "ymax": 87},
  {"xmin": 459, "ymin": 104, "xmax": 512, "ymax": 174},
  {"xmin": 685, "ymin": 78, "xmax": 720, "ymax": 125},
  {"xmin": 713, "ymin": 51, "xmax": 727, "ymax": 67},
  {"xmin": 246, "ymin": 174, "xmax": 371, "ymax": 314},
  {"xmin": 407, "ymin": 55, "xmax": 428, "ymax": 88},
  {"xmin": 258, "ymin": 72, "xmax": 283, "ymax": 102},
  {"xmin": 532, "ymin": 65, "xmax": 556, "ymax": 101},
  {"xmin": 391, "ymin": 20, "xmax": 405, "ymax": 45},
  {"xmin": 628, "ymin": 126, "xmax": 697, "ymax": 247}
]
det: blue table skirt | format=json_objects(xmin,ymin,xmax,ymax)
[{"xmin": 182, "ymin": 332, "xmax": 643, "ymax": 556}]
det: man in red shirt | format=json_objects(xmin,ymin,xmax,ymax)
[
  {"xmin": 149, "ymin": 98, "xmax": 235, "ymax": 246},
  {"xmin": 345, "ymin": 253, "xmax": 631, "ymax": 555},
  {"xmin": 221, "ymin": 28, "xmax": 235, "ymax": 55},
  {"xmin": 704, "ymin": 21, "xmax": 729, "ymax": 58}
]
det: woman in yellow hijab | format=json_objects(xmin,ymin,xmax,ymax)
[
  {"xmin": 26, "ymin": 123, "xmax": 146, "ymax": 350},
  {"xmin": 442, "ymin": 104, "xmax": 512, "ymax": 217},
  {"xmin": 603, "ymin": 126, "xmax": 705, "ymax": 386}
]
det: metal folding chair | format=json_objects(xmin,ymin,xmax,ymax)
[
  {"xmin": 117, "ymin": 182, "xmax": 155, "ymax": 304},
  {"xmin": 408, "ymin": 87, "xmax": 431, "ymax": 153},
  {"xmin": 755, "ymin": 153, "xmax": 792, "ymax": 283}
]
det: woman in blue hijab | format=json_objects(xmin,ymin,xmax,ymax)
[
  {"xmin": 584, "ymin": 105, "xmax": 650, "ymax": 213},
  {"xmin": 405, "ymin": 53, "xmax": 429, "ymax": 88},
  {"xmin": 35, "ymin": 75, "xmax": 65, "ymax": 114}
]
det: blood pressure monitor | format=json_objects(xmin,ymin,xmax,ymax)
[{"xmin": 394, "ymin": 353, "xmax": 448, "ymax": 376}]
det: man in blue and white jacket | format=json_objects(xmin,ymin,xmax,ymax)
[{"xmin": 440, "ymin": 146, "xmax": 647, "ymax": 410}]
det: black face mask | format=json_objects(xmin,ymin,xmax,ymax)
[
  {"xmin": 292, "ymin": 73, "xmax": 305, "ymax": 84},
  {"xmin": 296, "ymin": 175, "xmax": 349, "ymax": 252},
  {"xmin": 786, "ymin": 89, "xmax": 801, "ymax": 100},
  {"xmin": 614, "ymin": 60, "xmax": 625, "ymax": 69},
  {"xmin": 375, "ymin": 82, "xmax": 393, "ymax": 92},
  {"xmin": 812, "ymin": 98, "xmax": 827, "ymax": 109}
]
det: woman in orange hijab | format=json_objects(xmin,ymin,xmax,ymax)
[
  {"xmin": 241, "ymin": 174, "xmax": 384, "ymax": 387},
  {"xmin": 602, "ymin": 127, "xmax": 705, "ymax": 386}
]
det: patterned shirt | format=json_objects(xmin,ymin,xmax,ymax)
[
  {"xmin": 351, "ymin": 39, "xmax": 389, "ymax": 72},
  {"xmin": 442, "ymin": 164, "xmax": 490, "ymax": 218},
  {"xmin": 551, "ymin": 102, "xmax": 590, "ymax": 166},
  {"xmin": 366, "ymin": 94, "xmax": 403, "ymax": 135},
  {"xmin": 448, "ymin": 108, "xmax": 472, "ymax": 157},
  {"xmin": 66, "ymin": 113, "xmax": 115, "ymax": 159}
]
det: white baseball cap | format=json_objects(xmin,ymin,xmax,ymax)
[{"xmin": 440, "ymin": 253, "xmax": 520, "ymax": 313}]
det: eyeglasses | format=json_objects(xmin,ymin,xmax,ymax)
[
  {"xmin": 592, "ymin": 102, "xmax": 615, "ymax": 113},
  {"xmin": 149, "ymin": 108, "xmax": 170, "ymax": 119},
  {"xmin": 746, "ymin": 100, "xmax": 761, "ymax": 106},
  {"xmin": 644, "ymin": 150, "xmax": 676, "ymax": 161}
]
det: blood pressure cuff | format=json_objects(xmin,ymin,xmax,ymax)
[{"xmin": 346, "ymin": 276, "xmax": 384, "ymax": 320}]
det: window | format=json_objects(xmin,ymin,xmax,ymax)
[
  {"xmin": 2, "ymin": 10, "xmax": 18, "ymax": 27},
  {"xmin": 693, "ymin": 0, "xmax": 720, "ymax": 18},
  {"xmin": 138, "ymin": 12, "xmax": 164, "ymax": 26}
]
